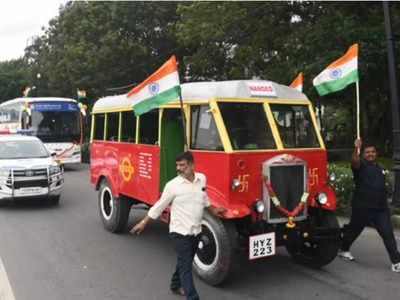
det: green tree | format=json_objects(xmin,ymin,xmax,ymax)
[
  {"xmin": 24, "ymin": 1, "xmax": 185, "ymax": 107},
  {"xmin": 175, "ymin": 1, "xmax": 400, "ymax": 149},
  {"xmin": 0, "ymin": 59, "xmax": 30, "ymax": 101}
]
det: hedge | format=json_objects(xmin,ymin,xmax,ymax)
[{"xmin": 328, "ymin": 158, "xmax": 398, "ymax": 216}]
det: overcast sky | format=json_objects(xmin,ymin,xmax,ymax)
[{"xmin": 0, "ymin": 0, "xmax": 68, "ymax": 62}]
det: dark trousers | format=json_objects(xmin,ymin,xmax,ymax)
[
  {"xmin": 341, "ymin": 207, "xmax": 400, "ymax": 264},
  {"xmin": 169, "ymin": 233, "xmax": 200, "ymax": 300}
]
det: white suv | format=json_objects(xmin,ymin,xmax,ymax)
[{"xmin": 0, "ymin": 134, "xmax": 64, "ymax": 205}]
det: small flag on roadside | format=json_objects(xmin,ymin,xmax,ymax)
[
  {"xmin": 126, "ymin": 56, "xmax": 181, "ymax": 116},
  {"xmin": 23, "ymin": 86, "xmax": 31, "ymax": 97},
  {"xmin": 290, "ymin": 72, "xmax": 303, "ymax": 92},
  {"xmin": 313, "ymin": 44, "xmax": 359, "ymax": 96},
  {"xmin": 77, "ymin": 89, "xmax": 86, "ymax": 99}
]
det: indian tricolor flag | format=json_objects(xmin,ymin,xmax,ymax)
[
  {"xmin": 313, "ymin": 44, "xmax": 359, "ymax": 96},
  {"xmin": 23, "ymin": 86, "xmax": 31, "ymax": 97},
  {"xmin": 127, "ymin": 56, "xmax": 181, "ymax": 116},
  {"xmin": 77, "ymin": 89, "xmax": 86, "ymax": 99},
  {"xmin": 290, "ymin": 72, "xmax": 303, "ymax": 92}
]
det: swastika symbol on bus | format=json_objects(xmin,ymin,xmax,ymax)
[
  {"xmin": 238, "ymin": 174, "xmax": 250, "ymax": 192},
  {"xmin": 308, "ymin": 168, "xmax": 319, "ymax": 186}
]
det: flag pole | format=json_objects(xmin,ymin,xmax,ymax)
[
  {"xmin": 356, "ymin": 80, "xmax": 360, "ymax": 139},
  {"xmin": 175, "ymin": 57, "xmax": 188, "ymax": 151},
  {"xmin": 178, "ymin": 90, "xmax": 188, "ymax": 151},
  {"xmin": 356, "ymin": 80, "xmax": 361, "ymax": 155}
]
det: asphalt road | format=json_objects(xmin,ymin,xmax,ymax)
[{"xmin": 0, "ymin": 164, "xmax": 399, "ymax": 300}]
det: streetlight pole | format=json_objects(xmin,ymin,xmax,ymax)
[{"xmin": 383, "ymin": 1, "xmax": 400, "ymax": 206}]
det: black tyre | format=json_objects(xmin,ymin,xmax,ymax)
[
  {"xmin": 193, "ymin": 211, "xmax": 237, "ymax": 286},
  {"xmin": 98, "ymin": 180, "xmax": 131, "ymax": 233},
  {"xmin": 286, "ymin": 211, "xmax": 340, "ymax": 268}
]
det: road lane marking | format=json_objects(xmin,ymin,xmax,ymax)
[{"xmin": 0, "ymin": 256, "xmax": 16, "ymax": 300}]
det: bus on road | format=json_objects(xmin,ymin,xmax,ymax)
[
  {"xmin": 0, "ymin": 97, "xmax": 83, "ymax": 165},
  {"xmin": 90, "ymin": 80, "xmax": 341, "ymax": 285}
]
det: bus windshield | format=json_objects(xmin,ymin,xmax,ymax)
[
  {"xmin": 270, "ymin": 104, "xmax": 320, "ymax": 148},
  {"xmin": 218, "ymin": 102, "xmax": 276, "ymax": 150},
  {"xmin": 30, "ymin": 110, "xmax": 81, "ymax": 143}
]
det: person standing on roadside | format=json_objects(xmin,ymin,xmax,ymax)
[
  {"xmin": 338, "ymin": 138, "xmax": 400, "ymax": 273},
  {"xmin": 130, "ymin": 151, "xmax": 227, "ymax": 299}
]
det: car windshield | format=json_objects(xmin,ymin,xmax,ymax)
[
  {"xmin": 269, "ymin": 104, "xmax": 320, "ymax": 148},
  {"xmin": 218, "ymin": 102, "xmax": 276, "ymax": 150},
  {"xmin": 0, "ymin": 140, "xmax": 49, "ymax": 159}
]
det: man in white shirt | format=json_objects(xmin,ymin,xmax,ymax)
[{"xmin": 130, "ymin": 151, "xmax": 226, "ymax": 300}]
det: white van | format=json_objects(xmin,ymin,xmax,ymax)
[{"xmin": 0, "ymin": 134, "xmax": 64, "ymax": 205}]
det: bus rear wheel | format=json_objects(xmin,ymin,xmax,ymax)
[
  {"xmin": 193, "ymin": 211, "xmax": 237, "ymax": 286},
  {"xmin": 98, "ymin": 179, "xmax": 131, "ymax": 233}
]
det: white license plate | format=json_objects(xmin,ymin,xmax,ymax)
[
  {"xmin": 18, "ymin": 187, "xmax": 45, "ymax": 195},
  {"xmin": 249, "ymin": 232, "xmax": 276, "ymax": 260}
]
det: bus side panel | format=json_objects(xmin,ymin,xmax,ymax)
[
  {"xmin": 190, "ymin": 152, "xmax": 239, "ymax": 213},
  {"xmin": 90, "ymin": 141, "xmax": 120, "ymax": 196},
  {"xmin": 90, "ymin": 141, "xmax": 105, "ymax": 186},
  {"xmin": 117, "ymin": 143, "xmax": 160, "ymax": 205}
]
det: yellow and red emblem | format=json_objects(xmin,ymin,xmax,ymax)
[{"xmin": 119, "ymin": 157, "xmax": 134, "ymax": 182}]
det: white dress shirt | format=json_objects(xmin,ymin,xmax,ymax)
[{"xmin": 147, "ymin": 172, "xmax": 210, "ymax": 236}]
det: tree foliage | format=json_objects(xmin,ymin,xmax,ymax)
[
  {"xmin": 0, "ymin": 59, "xmax": 30, "ymax": 100},
  {"xmin": 0, "ymin": 1, "xmax": 399, "ymax": 149}
]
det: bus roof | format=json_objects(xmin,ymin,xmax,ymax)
[
  {"xmin": 92, "ymin": 80, "xmax": 309, "ymax": 112},
  {"xmin": 0, "ymin": 97, "xmax": 77, "ymax": 106}
]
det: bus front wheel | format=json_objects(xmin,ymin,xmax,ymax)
[
  {"xmin": 98, "ymin": 179, "xmax": 131, "ymax": 233},
  {"xmin": 193, "ymin": 211, "xmax": 237, "ymax": 286}
]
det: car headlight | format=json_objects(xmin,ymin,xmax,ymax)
[
  {"xmin": 315, "ymin": 192, "xmax": 328, "ymax": 205},
  {"xmin": 253, "ymin": 200, "xmax": 265, "ymax": 213},
  {"xmin": 0, "ymin": 168, "xmax": 9, "ymax": 178},
  {"xmin": 49, "ymin": 165, "xmax": 61, "ymax": 175}
]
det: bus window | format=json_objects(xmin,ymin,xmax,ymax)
[
  {"xmin": 191, "ymin": 105, "xmax": 223, "ymax": 151},
  {"xmin": 138, "ymin": 109, "xmax": 158, "ymax": 145},
  {"xmin": 94, "ymin": 114, "xmax": 105, "ymax": 140},
  {"xmin": 121, "ymin": 110, "xmax": 136, "ymax": 143},
  {"xmin": 106, "ymin": 112, "xmax": 119, "ymax": 142},
  {"xmin": 121, "ymin": 111, "xmax": 136, "ymax": 143},
  {"xmin": 0, "ymin": 104, "xmax": 21, "ymax": 123},
  {"xmin": 218, "ymin": 102, "xmax": 276, "ymax": 150},
  {"xmin": 270, "ymin": 104, "xmax": 320, "ymax": 148}
]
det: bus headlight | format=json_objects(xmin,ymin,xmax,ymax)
[
  {"xmin": 231, "ymin": 178, "xmax": 241, "ymax": 190},
  {"xmin": 253, "ymin": 200, "xmax": 265, "ymax": 213},
  {"xmin": 315, "ymin": 193, "xmax": 328, "ymax": 205}
]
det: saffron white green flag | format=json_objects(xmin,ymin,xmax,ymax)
[
  {"xmin": 77, "ymin": 89, "xmax": 86, "ymax": 99},
  {"xmin": 290, "ymin": 72, "xmax": 303, "ymax": 92},
  {"xmin": 127, "ymin": 56, "xmax": 181, "ymax": 116},
  {"xmin": 313, "ymin": 44, "xmax": 359, "ymax": 96}
]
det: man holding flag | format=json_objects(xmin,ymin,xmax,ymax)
[{"xmin": 313, "ymin": 44, "xmax": 400, "ymax": 272}]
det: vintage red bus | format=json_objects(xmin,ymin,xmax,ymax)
[{"xmin": 90, "ymin": 80, "xmax": 340, "ymax": 285}]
